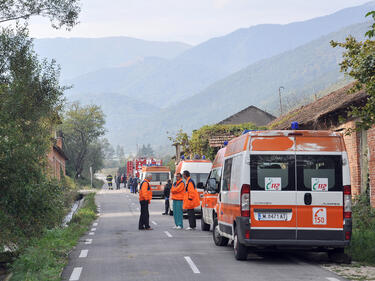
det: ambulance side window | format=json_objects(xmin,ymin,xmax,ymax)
[
  {"xmin": 297, "ymin": 155, "xmax": 342, "ymax": 191},
  {"xmin": 222, "ymin": 158, "xmax": 233, "ymax": 191},
  {"xmin": 230, "ymin": 155, "xmax": 243, "ymax": 191},
  {"xmin": 250, "ymin": 155, "xmax": 295, "ymax": 191}
]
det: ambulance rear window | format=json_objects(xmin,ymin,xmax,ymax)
[
  {"xmin": 250, "ymin": 155, "xmax": 295, "ymax": 191},
  {"xmin": 151, "ymin": 173, "xmax": 169, "ymax": 182},
  {"xmin": 297, "ymin": 155, "xmax": 342, "ymax": 192}
]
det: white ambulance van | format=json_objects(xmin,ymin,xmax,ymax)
[
  {"xmin": 201, "ymin": 147, "xmax": 226, "ymax": 231},
  {"xmin": 211, "ymin": 129, "xmax": 352, "ymax": 261},
  {"xmin": 170, "ymin": 159, "xmax": 212, "ymax": 214}
]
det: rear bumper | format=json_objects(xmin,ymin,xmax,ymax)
[
  {"xmin": 152, "ymin": 190, "xmax": 164, "ymax": 197},
  {"xmin": 235, "ymin": 217, "xmax": 351, "ymax": 248}
]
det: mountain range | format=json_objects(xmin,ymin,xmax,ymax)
[{"xmin": 34, "ymin": 1, "xmax": 375, "ymax": 151}]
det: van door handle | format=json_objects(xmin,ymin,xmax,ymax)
[{"xmin": 304, "ymin": 193, "xmax": 312, "ymax": 205}]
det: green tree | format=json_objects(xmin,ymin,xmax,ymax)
[
  {"xmin": 331, "ymin": 11, "xmax": 375, "ymax": 130},
  {"xmin": 0, "ymin": 0, "xmax": 80, "ymax": 29},
  {"xmin": 61, "ymin": 102, "xmax": 106, "ymax": 179},
  {"xmin": 137, "ymin": 144, "xmax": 154, "ymax": 157},
  {"xmin": 101, "ymin": 138, "xmax": 115, "ymax": 160},
  {"xmin": 0, "ymin": 26, "xmax": 66, "ymax": 248}
]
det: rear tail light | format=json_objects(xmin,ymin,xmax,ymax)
[
  {"xmin": 345, "ymin": 231, "xmax": 351, "ymax": 240},
  {"xmin": 241, "ymin": 184, "xmax": 250, "ymax": 217},
  {"xmin": 343, "ymin": 185, "xmax": 352, "ymax": 219},
  {"xmin": 245, "ymin": 230, "xmax": 250, "ymax": 239}
]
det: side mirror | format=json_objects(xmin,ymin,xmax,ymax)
[{"xmin": 207, "ymin": 178, "xmax": 218, "ymax": 193}]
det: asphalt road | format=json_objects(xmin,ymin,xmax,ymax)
[{"xmin": 61, "ymin": 185, "xmax": 347, "ymax": 281}]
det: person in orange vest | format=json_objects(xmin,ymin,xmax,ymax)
[
  {"xmin": 182, "ymin": 170, "xmax": 200, "ymax": 230},
  {"xmin": 139, "ymin": 173, "xmax": 153, "ymax": 230},
  {"xmin": 171, "ymin": 173, "xmax": 185, "ymax": 229}
]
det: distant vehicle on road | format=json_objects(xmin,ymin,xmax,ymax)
[
  {"xmin": 140, "ymin": 166, "xmax": 171, "ymax": 198},
  {"xmin": 170, "ymin": 158, "xmax": 212, "ymax": 215},
  {"xmin": 201, "ymin": 147, "xmax": 226, "ymax": 231},
  {"xmin": 211, "ymin": 129, "xmax": 352, "ymax": 261}
]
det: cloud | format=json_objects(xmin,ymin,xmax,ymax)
[{"xmin": 213, "ymin": 0, "xmax": 233, "ymax": 9}]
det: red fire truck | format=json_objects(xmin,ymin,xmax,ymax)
[{"xmin": 126, "ymin": 158, "xmax": 162, "ymax": 178}]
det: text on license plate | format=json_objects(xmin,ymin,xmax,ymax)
[
  {"xmin": 257, "ymin": 213, "xmax": 287, "ymax": 221},
  {"xmin": 151, "ymin": 186, "xmax": 158, "ymax": 189}
]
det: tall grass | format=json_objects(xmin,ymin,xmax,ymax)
[
  {"xmin": 10, "ymin": 193, "xmax": 97, "ymax": 281},
  {"xmin": 347, "ymin": 192, "xmax": 375, "ymax": 264}
]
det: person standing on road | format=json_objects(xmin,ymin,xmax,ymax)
[
  {"xmin": 106, "ymin": 174, "xmax": 113, "ymax": 190},
  {"xmin": 116, "ymin": 174, "xmax": 121, "ymax": 190},
  {"xmin": 134, "ymin": 176, "xmax": 140, "ymax": 193},
  {"xmin": 128, "ymin": 176, "xmax": 133, "ymax": 192},
  {"xmin": 139, "ymin": 173, "xmax": 153, "ymax": 230},
  {"xmin": 183, "ymin": 170, "xmax": 200, "ymax": 230},
  {"xmin": 162, "ymin": 180, "xmax": 172, "ymax": 215},
  {"xmin": 171, "ymin": 173, "xmax": 185, "ymax": 229}
]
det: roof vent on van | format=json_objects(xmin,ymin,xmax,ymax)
[
  {"xmin": 291, "ymin": 121, "xmax": 299, "ymax": 130},
  {"xmin": 194, "ymin": 154, "xmax": 200, "ymax": 160}
]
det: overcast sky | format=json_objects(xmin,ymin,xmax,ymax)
[{"xmin": 28, "ymin": 0, "xmax": 371, "ymax": 44}]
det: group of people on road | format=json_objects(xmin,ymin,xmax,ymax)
[
  {"xmin": 138, "ymin": 170, "xmax": 200, "ymax": 231},
  {"xmin": 128, "ymin": 176, "xmax": 139, "ymax": 193},
  {"xmin": 106, "ymin": 173, "xmax": 142, "ymax": 193}
]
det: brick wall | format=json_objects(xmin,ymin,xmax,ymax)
[
  {"xmin": 338, "ymin": 121, "xmax": 362, "ymax": 196},
  {"xmin": 368, "ymin": 127, "xmax": 375, "ymax": 207}
]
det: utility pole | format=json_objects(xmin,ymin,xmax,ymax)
[
  {"xmin": 90, "ymin": 166, "xmax": 93, "ymax": 188},
  {"xmin": 279, "ymin": 86, "xmax": 285, "ymax": 116}
]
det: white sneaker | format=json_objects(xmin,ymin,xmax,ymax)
[
  {"xmin": 173, "ymin": 226, "xmax": 178, "ymax": 229},
  {"xmin": 186, "ymin": 227, "xmax": 192, "ymax": 230},
  {"xmin": 176, "ymin": 226, "xmax": 182, "ymax": 230}
]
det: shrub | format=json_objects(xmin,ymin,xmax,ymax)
[
  {"xmin": 347, "ymin": 192, "xmax": 375, "ymax": 264},
  {"xmin": 11, "ymin": 194, "xmax": 97, "ymax": 281}
]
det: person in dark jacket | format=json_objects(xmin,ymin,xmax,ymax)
[
  {"xmin": 162, "ymin": 180, "xmax": 172, "ymax": 215},
  {"xmin": 128, "ymin": 176, "xmax": 133, "ymax": 192},
  {"xmin": 133, "ymin": 176, "xmax": 139, "ymax": 193},
  {"xmin": 116, "ymin": 174, "xmax": 121, "ymax": 190}
]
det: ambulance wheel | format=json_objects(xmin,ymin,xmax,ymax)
[
  {"xmin": 234, "ymin": 227, "xmax": 248, "ymax": 260},
  {"xmin": 328, "ymin": 248, "xmax": 351, "ymax": 264},
  {"xmin": 201, "ymin": 214, "xmax": 210, "ymax": 231},
  {"xmin": 213, "ymin": 217, "xmax": 228, "ymax": 246}
]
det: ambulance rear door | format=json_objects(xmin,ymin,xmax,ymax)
[
  {"xmin": 295, "ymin": 135, "xmax": 345, "ymax": 241},
  {"xmin": 250, "ymin": 135, "xmax": 297, "ymax": 240}
]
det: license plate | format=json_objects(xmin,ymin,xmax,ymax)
[
  {"xmin": 257, "ymin": 213, "xmax": 287, "ymax": 221},
  {"xmin": 151, "ymin": 186, "xmax": 158, "ymax": 190}
]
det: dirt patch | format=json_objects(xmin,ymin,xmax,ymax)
[{"xmin": 323, "ymin": 263, "xmax": 375, "ymax": 280}]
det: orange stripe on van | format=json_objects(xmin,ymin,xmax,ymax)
[
  {"xmin": 297, "ymin": 205, "xmax": 343, "ymax": 228},
  {"xmin": 251, "ymin": 137, "xmax": 294, "ymax": 151},
  {"xmin": 251, "ymin": 205, "xmax": 297, "ymax": 228},
  {"xmin": 295, "ymin": 136, "xmax": 344, "ymax": 152},
  {"xmin": 225, "ymin": 134, "xmax": 249, "ymax": 157},
  {"xmin": 218, "ymin": 203, "xmax": 241, "ymax": 224}
]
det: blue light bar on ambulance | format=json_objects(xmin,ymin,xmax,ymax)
[
  {"xmin": 223, "ymin": 140, "xmax": 229, "ymax": 146},
  {"xmin": 202, "ymin": 155, "xmax": 206, "ymax": 159},
  {"xmin": 181, "ymin": 155, "xmax": 185, "ymax": 160},
  {"xmin": 291, "ymin": 121, "xmax": 299, "ymax": 130}
]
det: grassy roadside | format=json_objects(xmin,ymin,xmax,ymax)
[
  {"xmin": 346, "ymin": 193, "xmax": 375, "ymax": 265},
  {"xmin": 10, "ymin": 193, "xmax": 97, "ymax": 281}
]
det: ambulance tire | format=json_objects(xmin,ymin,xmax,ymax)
[
  {"xmin": 201, "ymin": 212, "xmax": 210, "ymax": 231},
  {"xmin": 328, "ymin": 248, "xmax": 351, "ymax": 264},
  {"xmin": 213, "ymin": 217, "xmax": 229, "ymax": 246},
  {"xmin": 234, "ymin": 227, "xmax": 248, "ymax": 261}
]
